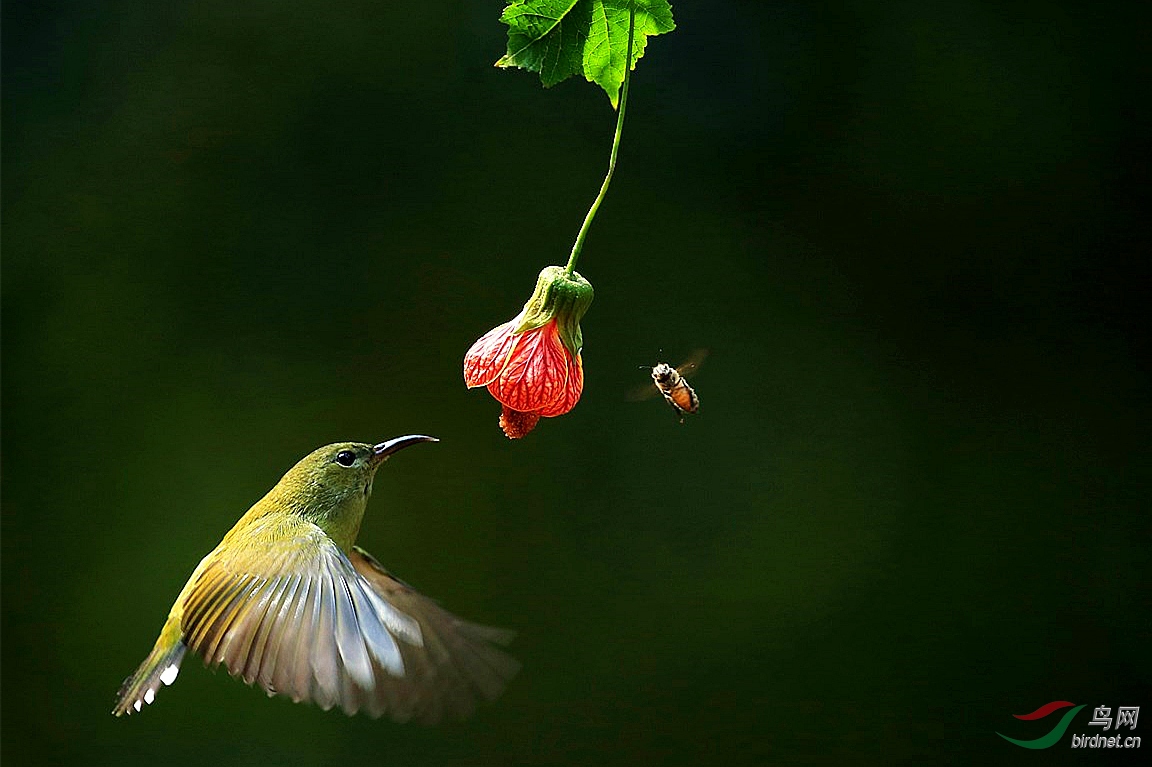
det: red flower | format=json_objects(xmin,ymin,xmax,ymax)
[
  {"xmin": 464, "ymin": 318, "xmax": 583, "ymax": 416},
  {"xmin": 464, "ymin": 267, "xmax": 593, "ymax": 438}
]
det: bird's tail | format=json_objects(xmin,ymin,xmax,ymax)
[{"xmin": 112, "ymin": 621, "xmax": 187, "ymax": 716}]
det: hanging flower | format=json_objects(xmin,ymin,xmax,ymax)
[{"xmin": 464, "ymin": 266, "xmax": 593, "ymax": 438}]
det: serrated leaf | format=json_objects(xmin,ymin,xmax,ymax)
[
  {"xmin": 496, "ymin": 0, "xmax": 676, "ymax": 107},
  {"xmin": 496, "ymin": 0, "xmax": 590, "ymax": 88}
]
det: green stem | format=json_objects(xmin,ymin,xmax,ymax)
[{"xmin": 563, "ymin": 5, "xmax": 636, "ymax": 277}]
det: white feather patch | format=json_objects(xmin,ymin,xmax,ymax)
[
  {"xmin": 160, "ymin": 664, "xmax": 180, "ymax": 685},
  {"xmin": 144, "ymin": 689, "xmax": 155, "ymax": 704}
]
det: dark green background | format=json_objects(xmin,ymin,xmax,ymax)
[{"xmin": 4, "ymin": 1, "xmax": 1149, "ymax": 764}]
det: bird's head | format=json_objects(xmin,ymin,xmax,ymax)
[{"xmin": 271, "ymin": 436, "xmax": 438, "ymax": 526}]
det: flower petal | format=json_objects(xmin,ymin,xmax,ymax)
[
  {"xmin": 498, "ymin": 406, "xmax": 540, "ymax": 439},
  {"xmin": 487, "ymin": 322, "xmax": 570, "ymax": 413},
  {"xmin": 463, "ymin": 319, "xmax": 519, "ymax": 388},
  {"xmin": 537, "ymin": 353, "xmax": 583, "ymax": 417}
]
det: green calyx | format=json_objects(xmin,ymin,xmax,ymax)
[{"xmin": 513, "ymin": 266, "xmax": 594, "ymax": 356}]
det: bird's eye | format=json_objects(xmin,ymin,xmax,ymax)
[{"xmin": 335, "ymin": 450, "xmax": 357, "ymax": 467}]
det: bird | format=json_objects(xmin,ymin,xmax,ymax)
[{"xmin": 112, "ymin": 436, "xmax": 519, "ymax": 722}]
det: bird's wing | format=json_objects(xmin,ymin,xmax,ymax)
[
  {"xmin": 346, "ymin": 546, "xmax": 521, "ymax": 723},
  {"xmin": 178, "ymin": 517, "xmax": 517, "ymax": 721}
]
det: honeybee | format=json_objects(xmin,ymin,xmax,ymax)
[{"xmin": 632, "ymin": 350, "xmax": 707, "ymax": 422}]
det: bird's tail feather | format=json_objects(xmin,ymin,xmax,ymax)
[{"xmin": 112, "ymin": 629, "xmax": 187, "ymax": 716}]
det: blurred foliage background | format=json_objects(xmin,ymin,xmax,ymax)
[{"xmin": 3, "ymin": 1, "xmax": 1149, "ymax": 764}]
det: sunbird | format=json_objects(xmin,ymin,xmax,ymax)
[{"xmin": 113, "ymin": 436, "xmax": 518, "ymax": 722}]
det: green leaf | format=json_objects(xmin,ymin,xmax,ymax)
[{"xmin": 496, "ymin": 0, "xmax": 676, "ymax": 107}]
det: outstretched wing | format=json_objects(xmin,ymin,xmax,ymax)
[
  {"xmin": 626, "ymin": 379, "xmax": 662, "ymax": 402},
  {"xmin": 675, "ymin": 348, "xmax": 709, "ymax": 376},
  {"xmin": 347, "ymin": 547, "xmax": 520, "ymax": 723},
  {"xmin": 179, "ymin": 517, "xmax": 516, "ymax": 721}
]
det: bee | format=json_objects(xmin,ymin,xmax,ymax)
[{"xmin": 632, "ymin": 350, "xmax": 707, "ymax": 422}]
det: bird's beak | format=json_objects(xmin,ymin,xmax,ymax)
[{"xmin": 371, "ymin": 434, "xmax": 439, "ymax": 465}]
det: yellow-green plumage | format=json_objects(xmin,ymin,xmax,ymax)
[{"xmin": 113, "ymin": 437, "xmax": 518, "ymax": 721}]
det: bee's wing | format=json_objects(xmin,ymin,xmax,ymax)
[
  {"xmin": 675, "ymin": 348, "xmax": 709, "ymax": 377},
  {"xmin": 626, "ymin": 377, "xmax": 661, "ymax": 402},
  {"xmin": 179, "ymin": 519, "xmax": 516, "ymax": 722}
]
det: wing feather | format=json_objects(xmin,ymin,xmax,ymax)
[
  {"xmin": 206, "ymin": 575, "xmax": 263, "ymax": 665},
  {"xmin": 333, "ymin": 577, "xmax": 375, "ymax": 692},
  {"xmin": 255, "ymin": 572, "xmax": 300, "ymax": 692},
  {"xmin": 306, "ymin": 573, "xmax": 336, "ymax": 710},
  {"xmin": 349, "ymin": 547, "xmax": 521, "ymax": 723},
  {"xmin": 275, "ymin": 573, "xmax": 314, "ymax": 702},
  {"xmin": 225, "ymin": 575, "xmax": 275, "ymax": 681},
  {"xmin": 176, "ymin": 518, "xmax": 517, "ymax": 721},
  {"xmin": 238, "ymin": 574, "xmax": 291, "ymax": 685}
]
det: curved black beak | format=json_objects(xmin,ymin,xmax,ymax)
[{"xmin": 371, "ymin": 434, "xmax": 438, "ymax": 464}]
